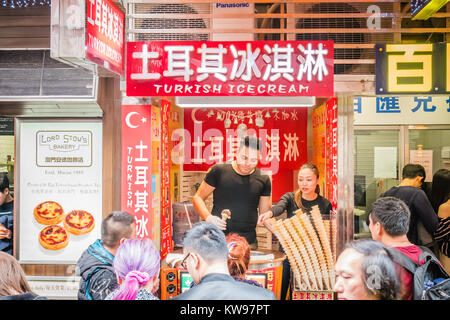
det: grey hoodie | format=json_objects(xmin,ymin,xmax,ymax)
[{"xmin": 76, "ymin": 239, "xmax": 117, "ymax": 300}]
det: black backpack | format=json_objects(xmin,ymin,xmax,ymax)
[{"xmin": 394, "ymin": 247, "xmax": 450, "ymax": 300}]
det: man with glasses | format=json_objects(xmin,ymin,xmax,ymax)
[
  {"xmin": 175, "ymin": 222, "xmax": 275, "ymax": 300},
  {"xmin": 192, "ymin": 136, "xmax": 272, "ymax": 249},
  {"xmin": 378, "ymin": 164, "xmax": 438, "ymax": 247}
]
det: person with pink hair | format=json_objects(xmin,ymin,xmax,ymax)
[{"xmin": 105, "ymin": 238, "xmax": 160, "ymax": 300}]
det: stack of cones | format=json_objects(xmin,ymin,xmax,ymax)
[{"xmin": 272, "ymin": 205, "xmax": 336, "ymax": 291}]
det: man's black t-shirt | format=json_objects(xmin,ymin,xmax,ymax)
[{"xmin": 204, "ymin": 163, "xmax": 271, "ymax": 244}]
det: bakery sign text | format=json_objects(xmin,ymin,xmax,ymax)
[
  {"xmin": 36, "ymin": 131, "xmax": 92, "ymax": 167},
  {"xmin": 126, "ymin": 41, "xmax": 334, "ymax": 97}
]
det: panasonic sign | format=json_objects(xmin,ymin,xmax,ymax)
[{"xmin": 216, "ymin": 3, "xmax": 250, "ymax": 8}]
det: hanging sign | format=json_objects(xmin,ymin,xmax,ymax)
[
  {"xmin": 121, "ymin": 105, "xmax": 153, "ymax": 239},
  {"xmin": 86, "ymin": 0, "xmax": 125, "ymax": 75},
  {"xmin": 411, "ymin": 0, "xmax": 449, "ymax": 20},
  {"xmin": 51, "ymin": 0, "xmax": 125, "ymax": 76},
  {"xmin": 126, "ymin": 41, "xmax": 334, "ymax": 97}
]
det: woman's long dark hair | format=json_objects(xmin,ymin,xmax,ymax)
[
  {"xmin": 294, "ymin": 163, "xmax": 321, "ymax": 212},
  {"xmin": 431, "ymin": 169, "xmax": 450, "ymax": 213}
]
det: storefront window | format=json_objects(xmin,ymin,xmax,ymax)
[
  {"xmin": 408, "ymin": 128, "xmax": 450, "ymax": 183},
  {"xmin": 354, "ymin": 129, "xmax": 401, "ymax": 238}
]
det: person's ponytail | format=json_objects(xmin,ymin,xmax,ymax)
[{"xmin": 113, "ymin": 270, "xmax": 150, "ymax": 300}]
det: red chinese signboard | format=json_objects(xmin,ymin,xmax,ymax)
[
  {"xmin": 160, "ymin": 99, "xmax": 173, "ymax": 260},
  {"xmin": 86, "ymin": 0, "xmax": 125, "ymax": 75},
  {"xmin": 181, "ymin": 107, "xmax": 307, "ymax": 173},
  {"xmin": 177, "ymin": 107, "xmax": 307, "ymax": 201},
  {"xmin": 126, "ymin": 41, "xmax": 334, "ymax": 97},
  {"xmin": 325, "ymin": 97, "xmax": 338, "ymax": 211},
  {"xmin": 121, "ymin": 105, "xmax": 152, "ymax": 239}
]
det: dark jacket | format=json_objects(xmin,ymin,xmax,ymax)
[
  {"xmin": 174, "ymin": 273, "xmax": 276, "ymax": 300},
  {"xmin": 76, "ymin": 239, "xmax": 117, "ymax": 300},
  {"xmin": 381, "ymin": 186, "xmax": 438, "ymax": 245},
  {"xmin": 0, "ymin": 200, "xmax": 14, "ymax": 255},
  {"xmin": 0, "ymin": 292, "xmax": 47, "ymax": 300}
]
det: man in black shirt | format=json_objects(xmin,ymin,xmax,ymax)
[
  {"xmin": 192, "ymin": 136, "xmax": 272, "ymax": 248},
  {"xmin": 380, "ymin": 164, "xmax": 438, "ymax": 246}
]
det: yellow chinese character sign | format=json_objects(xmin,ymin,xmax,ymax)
[{"xmin": 376, "ymin": 43, "xmax": 448, "ymax": 94}]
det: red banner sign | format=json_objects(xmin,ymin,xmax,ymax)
[
  {"xmin": 325, "ymin": 97, "xmax": 338, "ymax": 211},
  {"xmin": 121, "ymin": 105, "xmax": 152, "ymax": 239},
  {"xmin": 160, "ymin": 99, "xmax": 173, "ymax": 260},
  {"xmin": 126, "ymin": 41, "xmax": 334, "ymax": 97},
  {"xmin": 180, "ymin": 107, "xmax": 307, "ymax": 174},
  {"xmin": 86, "ymin": 0, "xmax": 125, "ymax": 75},
  {"xmin": 292, "ymin": 291, "xmax": 335, "ymax": 300},
  {"xmin": 247, "ymin": 267, "xmax": 276, "ymax": 295}
]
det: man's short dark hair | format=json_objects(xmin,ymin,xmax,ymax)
[
  {"xmin": 183, "ymin": 222, "xmax": 228, "ymax": 263},
  {"xmin": 101, "ymin": 211, "xmax": 135, "ymax": 248},
  {"xmin": 402, "ymin": 163, "xmax": 426, "ymax": 181},
  {"xmin": 240, "ymin": 136, "xmax": 262, "ymax": 152},
  {"xmin": 0, "ymin": 174, "xmax": 9, "ymax": 193},
  {"xmin": 370, "ymin": 197, "xmax": 410, "ymax": 236}
]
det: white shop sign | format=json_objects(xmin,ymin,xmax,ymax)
[
  {"xmin": 354, "ymin": 95, "xmax": 450, "ymax": 125},
  {"xmin": 27, "ymin": 276, "xmax": 80, "ymax": 300},
  {"xmin": 16, "ymin": 119, "xmax": 102, "ymax": 264}
]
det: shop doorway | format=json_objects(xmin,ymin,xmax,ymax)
[{"xmin": 354, "ymin": 125, "xmax": 450, "ymax": 239}]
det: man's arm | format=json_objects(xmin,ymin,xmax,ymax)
[
  {"xmin": 258, "ymin": 196, "xmax": 272, "ymax": 219},
  {"xmin": 192, "ymin": 181, "xmax": 215, "ymax": 221},
  {"xmin": 414, "ymin": 191, "xmax": 439, "ymax": 234},
  {"xmin": 192, "ymin": 180, "xmax": 227, "ymax": 230}
]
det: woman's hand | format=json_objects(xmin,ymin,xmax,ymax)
[
  {"xmin": 264, "ymin": 218, "xmax": 277, "ymax": 234},
  {"xmin": 257, "ymin": 210, "xmax": 273, "ymax": 226}
]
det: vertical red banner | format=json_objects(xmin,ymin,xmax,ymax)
[
  {"xmin": 160, "ymin": 99, "xmax": 173, "ymax": 260},
  {"xmin": 325, "ymin": 97, "xmax": 338, "ymax": 211},
  {"xmin": 121, "ymin": 105, "xmax": 152, "ymax": 239}
]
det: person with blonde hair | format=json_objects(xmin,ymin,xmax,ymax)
[
  {"xmin": 258, "ymin": 163, "xmax": 332, "ymax": 299},
  {"xmin": 0, "ymin": 251, "xmax": 46, "ymax": 300}
]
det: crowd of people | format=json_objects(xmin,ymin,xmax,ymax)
[{"xmin": 0, "ymin": 135, "xmax": 448, "ymax": 300}]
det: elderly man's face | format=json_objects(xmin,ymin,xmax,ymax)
[
  {"xmin": 182, "ymin": 249, "xmax": 202, "ymax": 285},
  {"xmin": 333, "ymin": 248, "xmax": 376, "ymax": 300}
]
